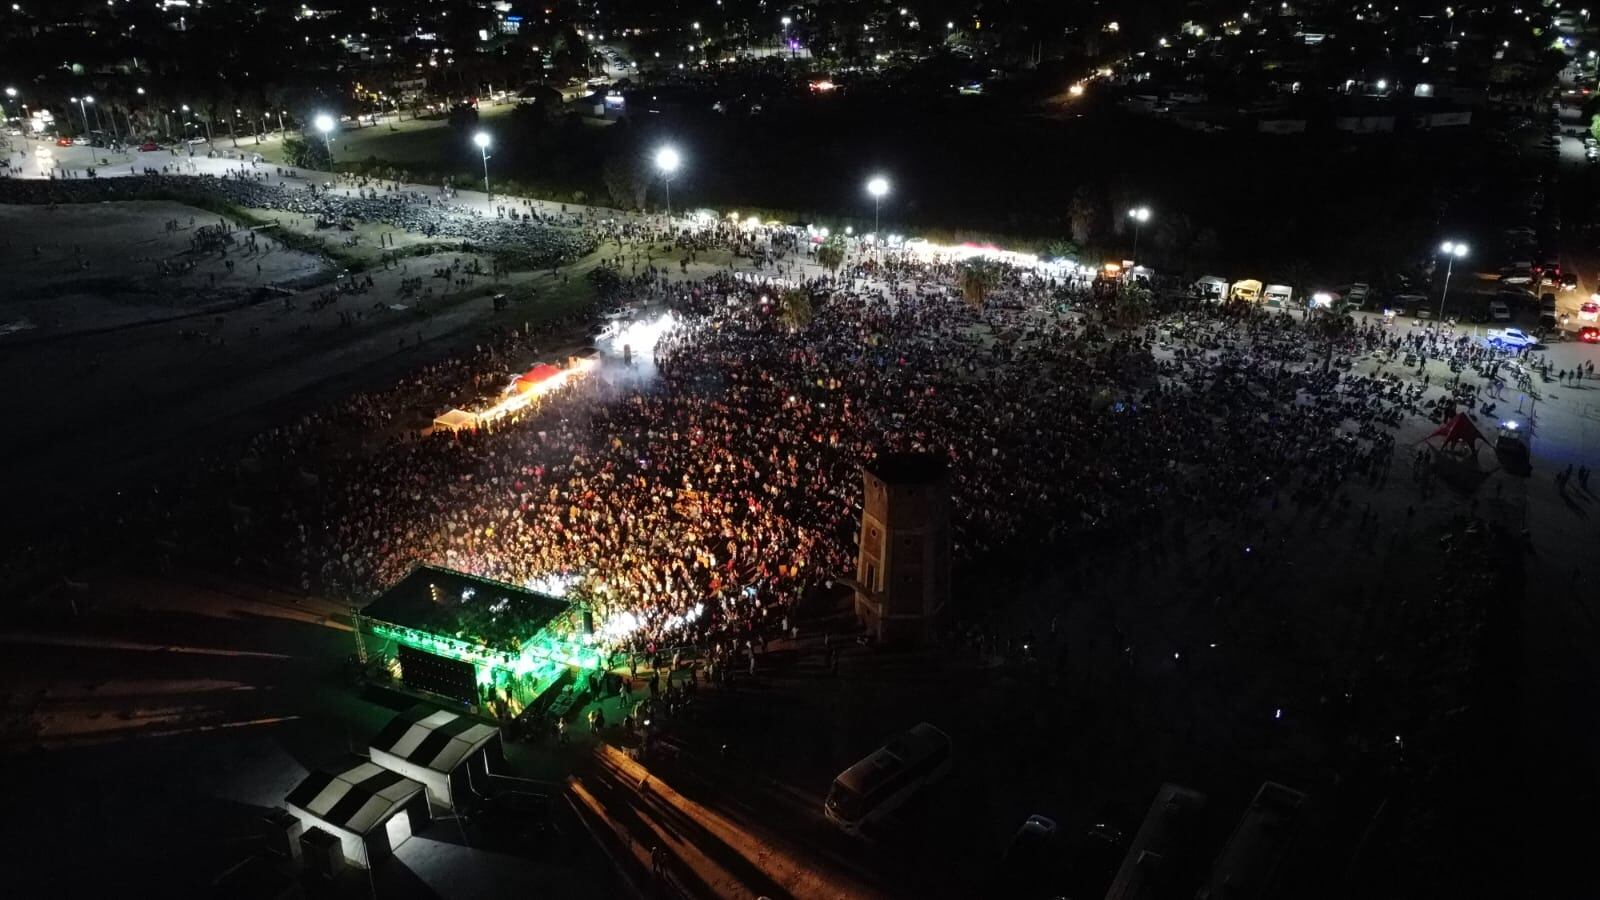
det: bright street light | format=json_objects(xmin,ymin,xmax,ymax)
[
  {"xmin": 473, "ymin": 131, "xmax": 492, "ymax": 200},
  {"xmin": 1127, "ymin": 206, "xmax": 1152, "ymax": 258},
  {"xmin": 867, "ymin": 175, "xmax": 890, "ymax": 236},
  {"xmin": 656, "ymin": 145, "xmax": 681, "ymax": 215},
  {"xmin": 314, "ymin": 112, "xmax": 335, "ymax": 161},
  {"xmin": 1437, "ymin": 241, "xmax": 1469, "ymax": 321},
  {"xmin": 70, "ymin": 95, "xmax": 92, "ymax": 132}
]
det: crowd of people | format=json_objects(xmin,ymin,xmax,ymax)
[
  {"xmin": 0, "ymin": 172, "xmax": 598, "ymax": 269},
  {"xmin": 0, "ymin": 171, "xmax": 1564, "ymax": 666},
  {"xmin": 161, "ymin": 235, "xmax": 1536, "ymax": 663}
]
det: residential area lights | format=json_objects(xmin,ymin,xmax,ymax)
[{"xmin": 1437, "ymin": 240, "xmax": 1468, "ymax": 321}]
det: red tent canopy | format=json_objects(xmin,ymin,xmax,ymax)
[
  {"xmin": 1420, "ymin": 412, "xmax": 1488, "ymax": 448},
  {"xmin": 513, "ymin": 363, "xmax": 563, "ymax": 394}
]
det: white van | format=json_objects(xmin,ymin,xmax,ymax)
[{"xmin": 825, "ymin": 723, "xmax": 952, "ymax": 835}]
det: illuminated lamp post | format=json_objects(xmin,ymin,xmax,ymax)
[
  {"xmin": 474, "ymin": 131, "xmax": 492, "ymax": 200},
  {"xmin": 866, "ymin": 175, "xmax": 889, "ymax": 237},
  {"xmin": 1437, "ymin": 240, "xmax": 1468, "ymax": 322},
  {"xmin": 655, "ymin": 145, "xmax": 681, "ymax": 216}
]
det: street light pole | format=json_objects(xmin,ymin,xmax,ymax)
[
  {"xmin": 1437, "ymin": 240, "xmax": 1468, "ymax": 322},
  {"xmin": 867, "ymin": 175, "xmax": 890, "ymax": 237},
  {"xmin": 655, "ymin": 145, "xmax": 680, "ymax": 216},
  {"xmin": 315, "ymin": 113, "xmax": 335, "ymax": 166},
  {"xmin": 1127, "ymin": 206, "xmax": 1151, "ymax": 260},
  {"xmin": 474, "ymin": 131, "xmax": 492, "ymax": 201}
]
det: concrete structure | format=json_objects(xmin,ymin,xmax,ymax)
[{"xmin": 853, "ymin": 453, "xmax": 951, "ymax": 643}]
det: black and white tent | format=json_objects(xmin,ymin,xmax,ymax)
[
  {"xmin": 284, "ymin": 762, "xmax": 430, "ymax": 869},
  {"xmin": 369, "ymin": 706, "xmax": 504, "ymax": 810}
]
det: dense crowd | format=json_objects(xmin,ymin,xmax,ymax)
[
  {"xmin": 184, "ymin": 243, "xmax": 1517, "ymax": 659},
  {"xmin": 3, "ymin": 173, "xmax": 1560, "ymax": 662}
]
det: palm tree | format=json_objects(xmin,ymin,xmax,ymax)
[
  {"xmin": 958, "ymin": 259, "xmax": 1001, "ymax": 311},
  {"xmin": 776, "ymin": 287, "xmax": 814, "ymax": 331},
  {"xmin": 1281, "ymin": 258, "xmax": 1315, "ymax": 309},
  {"xmin": 815, "ymin": 238, "xmax": 846, "ymax": 273},
  {"xmin": 1112, "ymin": 281, "xmax": 1154, "ymax": 326}
]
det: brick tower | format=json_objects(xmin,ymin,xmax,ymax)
[{"xmin": 853, "ymin": 452, "xmax": 951, "ymax": 643}]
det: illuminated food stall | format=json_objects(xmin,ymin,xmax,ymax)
[{"xmin": 359, "ymin": 565, "xmax": 603, "ymax": 716}]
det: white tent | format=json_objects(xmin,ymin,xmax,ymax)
[
  {"xmin": 369, "ymin": 707, "xmax": 503, "ymax": 810},
  {"xmin": 433, "ymin": 408, "xmax": 478, "ymax": 432},
  {"xmin": 284, "ymin": 762, "xmax": 429, "ymax": 869},
  {"xmin": 1195, "ymin": 275, "xmax": 1228, "ymax": 300}
]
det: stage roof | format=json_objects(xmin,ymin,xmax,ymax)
[{"xmin": 361, "ymin": 565, "xmax": 569, "ymax": 654}]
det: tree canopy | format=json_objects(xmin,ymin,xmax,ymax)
[{"xmin": 958, "ymin": 259, "xmax": 1001, "ymax": 310}]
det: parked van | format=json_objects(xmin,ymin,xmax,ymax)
[{"xmin": 825, "ymin": 723, "xmax": 952, "ymax": 835}]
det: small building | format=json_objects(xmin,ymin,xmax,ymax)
[
  {"xmin": 284, "ymin": 762, "xmax": 431, "ymax": 870},
  {"xmin": 359, "ymin": 565, "xmax": 603, "ymax": 715},
  {"xmin": 369, "ymin": 706, "xmax": 505, "ymax": 811},
  {"xmin": 1195, "ymin": 275, "xmax": 1228, "ymax": 301},
  {"xmin": 853, "ymin": 453, "xmax": 951, "ymax": 644}
]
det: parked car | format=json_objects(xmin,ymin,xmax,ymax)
[
  {"xmin": 1579, "ymin": 300, "xmax": 1600, "ymax": 321},
  {"xmin": 71, "ymin": 136, "xmax": 88, "ymax": 145},
  {"xmin": 1560, "ymin": 272, "xmax": 1580, "ymax": 291},
  {"xmin": 1500, "ymin": 266, "xmax": 1534, "ymax": 285},
  {"xmin": 1489, "ymin": 300, "xmax": 1513, "ymax": 322},
  {"xmin": 1578, "ymin": 325, "xmax": 1600, "ymax": 343},
  {"xmin": 1487, "ymin": 327, "xmax": 1537, "ymax": 349},
  {"xmin": 138, "ymin": 141, "xmax": 159, "ymax": 151},
  {"xmin": 54, "ymin": 136, "xmax": 72, "ymax": 147},
  {"xmin": 1002, "ymin": 815, "xmax": 1060, "ymax": 895}
]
